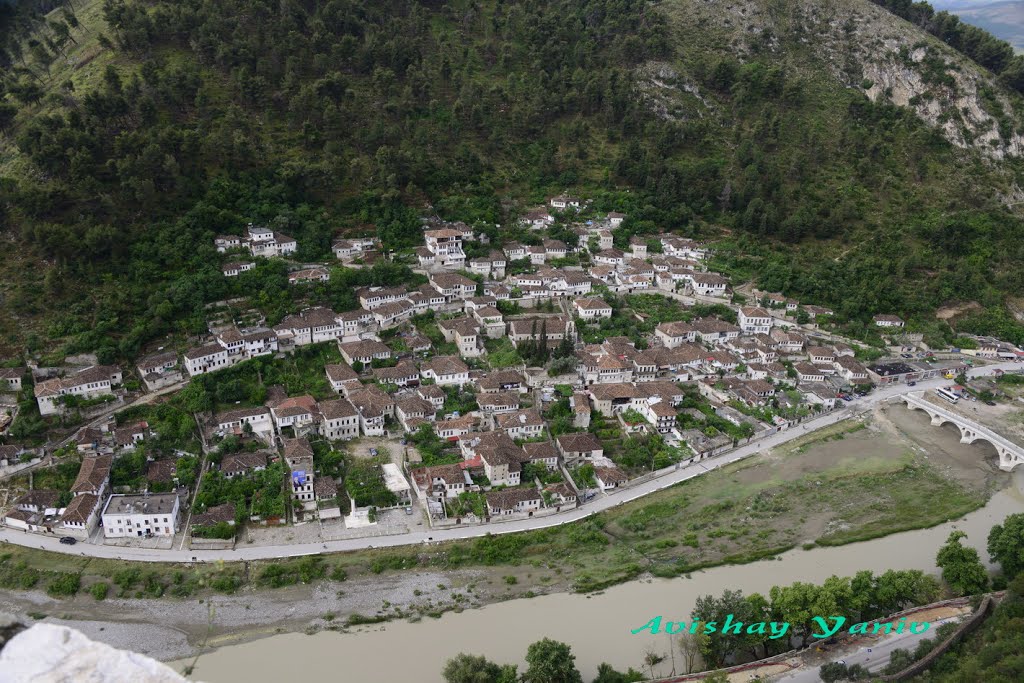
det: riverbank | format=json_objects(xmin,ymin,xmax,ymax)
[
  {"xmin": 179, "ymin": 476, "xmax": 1023, "ymax": 683},
  {"xmin": 0, "ymin": 403, "xmax": 1016, "ymax": 674}
]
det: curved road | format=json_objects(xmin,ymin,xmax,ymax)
[{"xmin": 0, "ymin": 361, "xmax": 1016, "ymax": 563}]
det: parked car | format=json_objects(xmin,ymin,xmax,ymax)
[
  {"xmin": 405, "ymin": 507, "xmax": 413, "ymax": 515},
  {"xmin": 907, "ymin": 381, "xmax": 917, "ymax": 386},
  {"xmin": 59, "ymin": 537, "xmax": 77, "ymax": 545}
]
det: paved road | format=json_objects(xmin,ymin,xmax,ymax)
[
  {"xmin": 775, "ymin": 614, "xmax": 964, "ymax": 682},
  {"xmin": 0, "ymin": 361, "xmax": 1016, "ymax": 563}
]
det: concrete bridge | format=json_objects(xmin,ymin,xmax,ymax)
[{"xmin": 900, "ymin": 392, "xmax": 1024, "ymax": 471}]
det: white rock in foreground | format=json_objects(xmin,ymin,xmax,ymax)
[{"xmin": 0, "ymin": 623, "xmax": 192, "ymax": 683}]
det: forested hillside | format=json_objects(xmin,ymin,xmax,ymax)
[{"xmin": 1, "ymin": 0, "xmax": 1024, "ymax": 360}]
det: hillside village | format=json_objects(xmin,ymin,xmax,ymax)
[{"xmin": 0, "ymin": 196, "xmax": 1016, "ymax": 548}]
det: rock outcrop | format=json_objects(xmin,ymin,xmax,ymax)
[{"xmin": 0, "ymin": 617, "xmax": 191, "ymax": 683}]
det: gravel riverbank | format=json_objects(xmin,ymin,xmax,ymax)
[{"xmin": 0, "ymin": 566, "xmax": 522, "ymax": 663}]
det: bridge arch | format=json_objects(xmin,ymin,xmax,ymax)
[{"xmin": 899, "ymin": 392, "xmax": 1024, "ymax": 472}]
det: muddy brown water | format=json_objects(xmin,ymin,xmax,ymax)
[{"xmin": 180, "ymin": 411, "xmax": 1024, "ymax": 682}]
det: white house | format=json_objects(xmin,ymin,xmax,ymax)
[
  {"xmin": 411, "ymin": 463, "xmax": 469, "ymax": 500},
  {"xmin": 655, "ymin": 321, "xmax": 697, "ymax": 348},
  {"xmin": 338, "ymin": 339, "xmax": 391, "ymax": 366},
  {"xmin": 549, "ymin": 195, "xmax": 581, "ymax": 211},
  {"xmin": 0, "ymin": 368, "xmax": 24, "ymax": 392},
  {"xmin": 485, "ymin": 488, "xmax": 543, "ymax": 516},
  {"xmin": 738, "ymin": 307, "xmax": 773, "ymax": 335},
  {"xmin": 183, "ymin": 343, "xmax": 231, "ymax": 377},
  {"xmin": 689, "ymin": 273, "xmax": 728, "ymax": 297},
  {"xmin": 873, "ymin": 314, "xmax": 905, "ymax": 328},
  {"xmin": 421, "ymin": 356, "xmax": 470, "ymax": 387},
  {"xmin": 573, "ymin": 297, "xmax": 613, "ymax": 320},
  {"xmin": 34, "ymin": 365, "xmax": 123, "ymax": 416},
  {"xmin": 320, "ymin": 398, "xmax": 360, "ymax": 441},
  {"xmin": 59, "ymin": 494, "xmax": 102, "ymax": 538},
  {"xmin": 422, "ymin": 228, "xmax": 466, "ymax": 268}
]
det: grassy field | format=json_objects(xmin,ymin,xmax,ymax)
[{"xmin": 0, "ymin": 419, "xmax": 993, "ymax": 602}]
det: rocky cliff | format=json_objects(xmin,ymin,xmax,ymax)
[
  {"xmin": 662, "ymin": 0, "xmax": 1024, "ymax": 159},
  {"xmin": 0, "ymin": 613, "xmax": 190, "ymax": 683}
]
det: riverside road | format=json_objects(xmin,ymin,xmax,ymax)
[{"xmin": 0, "ymin": 362, "xmax": 1017, "ymax": 564}]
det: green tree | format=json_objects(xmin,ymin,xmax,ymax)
[
  {"xmin": 522, "ymin": 638, "xmax": 584, "ymax": 683},
  {"xmin": 987, "ymin": 513, "xmax": 1024, "ymax": 580},
  {"xmin": 936, "ymin": 531, "xmax": 989, "ymax": 596},
  {"xmin": 442, "ymin": 653, "xmax": 516, "ymax": 683},
  {"xmin": 692, "ymin": 589, "xmax": 757, "ymax": 666},
  {"xmin": 591, "ymin": 662, "xmax": 644, "ymax": 682}
]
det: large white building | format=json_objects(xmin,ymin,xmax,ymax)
[
  {"xmin": 320, "ymin": 398, "xmax": 360, "ymax": 441},
  {"xmin": 34, "ymin": 365, "xmax": 123, "ymax": 416},
  {"xmin": 420, "ymin": 228, "xmax": 466, "ymax": 268},
  {"xmin": 738, "ymin": 306, "xmax": 773, "ymax": 335},
  {"xmin": 183, "ymin": 343, "xmax": 231, "ymax": 377},
  {"xmin": 101, "ymin": 493, "xmax": 181, "ymax": 538}
]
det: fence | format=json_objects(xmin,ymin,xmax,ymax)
[
  {"xmin": 189, "ymin": 537, "xmax": 235, "ymax": 550},
  {"xmin": 431, "ymin": 504, "xmax": 563, "ymax": 530}
]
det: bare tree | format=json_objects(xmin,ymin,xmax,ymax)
[
  {"xmin": 643, "ymin": 648, "xmax": 666, "ymax": 680},
  {"xmin": 678, "ymin": 630, "xmax": 709, "ymax": 674}
]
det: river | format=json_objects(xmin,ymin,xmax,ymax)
[{"xmin": 181, "ymin": 468, "xmax": 1024, "ymax": 682}]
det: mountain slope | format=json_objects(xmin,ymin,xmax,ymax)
[{"xmin": 0, "ymin": 0, "xmax": 1022, "ymax": 360}]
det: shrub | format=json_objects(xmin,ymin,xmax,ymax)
[
  {"xmin": 113, "ymin": 567, "xmax": 142, "ymax": 591},
  {"xmin": 90, "ymin": 582, "xmax": 109, "ymax": 601},
  {"xmin": 211, "ymin": 574, "xmax": 242, "ymax": 594},
  {"xmin": 46, "ymin": 573, "xmax": 81, "ymax": 598}
]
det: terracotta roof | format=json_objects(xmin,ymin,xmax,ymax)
[
  {"xmin": 35, "ymin": 365, "xmax": 120, "ymax": 397},
  {"xmin": 146, "ymin": 460, "xmax": 177, "ymax": 483},
  {"xmin": 319, "ymin": 398, "xmax": 358, "ymax": 420},
  {"xmin": 271, "ymin": 395, "xmax": 319, "ymax": 417},
  {"xmin": 485, "ymin": 488, "xmax": 541, "ymax": 511},
  {"xmin": 193, "ymin": 503, "xmax": 236, "ymax": 526},
  {"xmin": 477, "ymin": 370, "xmax": 526, "ymax": 390},
  {"xmin": 556, "ymin": 432, "xmax": 602, "ymax": 454},
  {"xmin": 476, "ymin": 392, "xmax": 521, "ymax": 408},
  {"xmin": 497, "ymin": 409, "xmax": 544, "ymax": 430},
  {"xmin": 61, "ymin": 493, "xmax": 99, "ymax": 524},
  {"xmin": 574, "ymin": 297, "xmax": 611, "ymax": 310},
  {"xmin": 314, "ymin": 477, "xmax": 339, "ymax": 499},
  {"xmin": 423, "ymin": 356, "xmax": 469, "ymax": 376},
  {"xmin": 216, "ymin": 406, "xmax": 270, "ymax": 425},
  {"xmin": 15, "ymin": 490, "xmax": 60, "ymax": 509},
  {"xmin": 326, "ymin": 364, "xmax": 360, "ymax": 383},
  {"xmin": 221, "ymin": 451, "xmax": 268, "ymax": 475},
  {"xmin": 71, "ymin": 455, "xmax": 112, "ymax": 494},
  {"xmin": 184, "ymin": 343, "xmax": 226, "ymax": 361},
  {"xmin": 522, "ymin": 441, "xmax": 558, "ymax": 461},
  {"xmin": 594, "ymin": 465, "xmax": 627, "ymax": 484},
  {"xmin": 282, "ymin": 438, "xmax": 314, "ymax": 463},
  {"xmin": 396, "ymin": 396, "xmax": 436, "ymax": 417}
]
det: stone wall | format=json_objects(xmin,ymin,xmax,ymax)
[{"xmin": 879, "ymin": 595, "xmax": 995, "ymax": 682}]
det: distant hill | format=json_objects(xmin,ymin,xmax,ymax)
[
  {"xmin": 0, "ymin": 0, "xmax": 1023, "ymax": 362},
  {"xmin": 933, "ymin": 1, "xmax": 1024, "ymax": 52}
]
